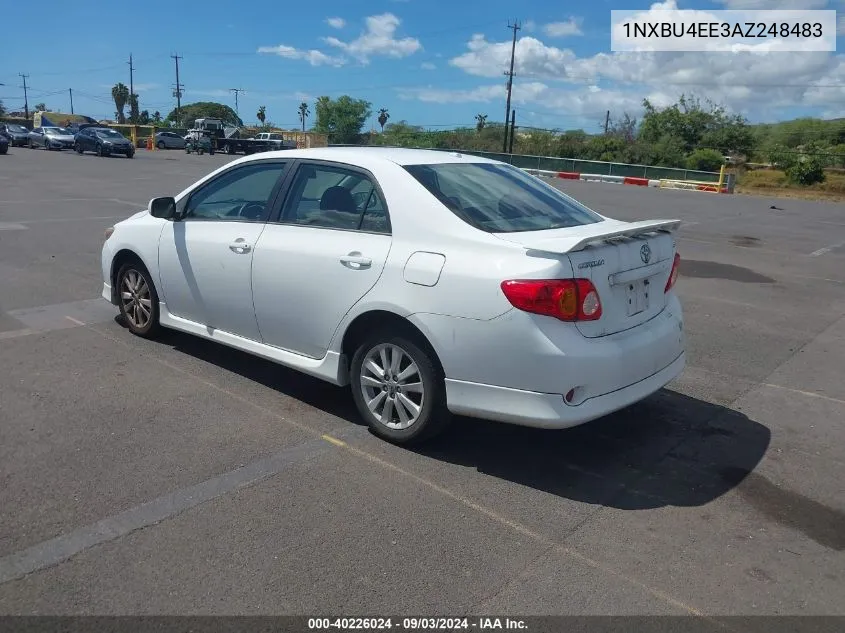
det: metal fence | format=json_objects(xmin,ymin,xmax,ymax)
[{"xmin": 331, "ymin": 145, "xmax": 722, "ymax": 183}]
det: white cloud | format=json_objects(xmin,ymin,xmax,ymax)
[
  {"xmin": 324, "ymin": 13, "xmax": 421, "ymax": 63},
  {"xmin": 714, "ymin": 0, "xmax": 829, "ymax": 7},
  {"xmin": 421, "ymin": 62, "xmax": 436, "ymax": 70},
  {"xmin": 543, "ymin": 18, "xmax": 583, "ymax": 38},
  {"xmin": 257, "ymin": 44, "xmax": 346, "ymax": 67},
  {"xmin": 439, "ymin": 22, "xmax": 845, "ymax": 122},
  {"xmin": 327, "ymin": 17, "xmax": 345, "ymax": 29},
  {"xmin": 450, "ymin": 34, "xmax": 575, "ymax": 79}
]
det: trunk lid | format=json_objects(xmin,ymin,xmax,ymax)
[{"xmin": 495, "ymin": 219, "xmax": 680, "ymax": 338}]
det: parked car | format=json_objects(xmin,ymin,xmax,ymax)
[
  {"xmin": 155, "ymin": 131, "xmax": 186, "ymax": 149},
  {"xmin": 0, "ymin": 123, "xmax": 30, "ymax": 147},
  {"xmin": 29, "ymin": 126, "xmax": 76, "ymax": 150},
  {"xmin": 75, "ymin": 127, "xmax": 135, "ymax": 158},
  {"xmin": 0, "ymin": 133, "xmax": 8, "ymax": 155},
  {"xmin": 100, "ymin": 148, "xmax": 684, "ymax": 445}
]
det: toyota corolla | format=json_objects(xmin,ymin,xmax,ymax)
[{"xmin": 101, "ymin": 148, "xmax": 685, "ymax": 444}]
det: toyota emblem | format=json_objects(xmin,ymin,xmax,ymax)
[{"xmin": 640, "ymin": 243, "xmax": 652, "ymax": 264}]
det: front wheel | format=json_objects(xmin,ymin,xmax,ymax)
[
  {"xmin": 116, "ymin": 262, "xmax": 160, "ymax": 338},
  {"xmin": 350, "ymin": 332, "xmax": 451, "ymax": 444},
  {"xmin": 75, "ymin": 143, "xmax": 83, "ymax": 154},
  {"xmin": 157, "ymin": 141, "xmax": 165, "ymax": 149},
  {"xmin": 44, "ymin": 140, "xmax": 51, "ymax": 150},
  {"xmin": 126, "ymin": 149, "xmax": 134, "ymax": 158},
  {"xmin": 97, "ymin": 144, "xmax": 105, "ymax": 157}
]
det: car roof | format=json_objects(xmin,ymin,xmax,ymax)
[{"xmin": 236, "ymin": 146, "xmax": 500, "ymax": 169}]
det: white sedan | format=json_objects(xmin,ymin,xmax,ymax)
[{"xmin": 101, "ymin": 147, "xmax": 685, "ymax": 444}]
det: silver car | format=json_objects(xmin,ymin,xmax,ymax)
[
  {"xmin": 154, "ymin": 131, "xmax": 186, "ymax": 149},
  {"xmin": 29, "ymin": 127, "xmax": 76, "ymax": 150}
]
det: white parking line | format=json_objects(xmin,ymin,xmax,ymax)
[{"xmin": 809, "ymin": 240, "xmax": 845, "ymax": 257}]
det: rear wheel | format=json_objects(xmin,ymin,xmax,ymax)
[
  {"xmin": 116, "ymin": 262, "xmax": 160, "ymax": 338},
  {"xmin": 350, "ymin": 331, "xmax": 451, "ymax": 445},
  {"xmin": 97, "ymin": 144, "xmax": 104, "ymax": 157},
  {"xmin": 157, "ymin": 141, "xmax": 165, "ymax": 149},
  {"xmin": 75, "ymin": 143, "xmax": 83, "ymax": 154}
]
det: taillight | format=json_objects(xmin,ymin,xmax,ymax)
[
  {"xmin": 500, "ymin": 279, "xmax": 602, "ymax": 322},
  {"xmin": 665, "ymin": 253, "xmax": 681, "ymax": 293}
]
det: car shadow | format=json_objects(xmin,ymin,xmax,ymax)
[{"xmin": 131, "ymin": 321, "xmax": 771, "ymax": 511}]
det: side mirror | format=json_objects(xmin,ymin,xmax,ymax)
[{"xmin": 149, "ymin": 196, "xmax": 176, "ymax": 219}]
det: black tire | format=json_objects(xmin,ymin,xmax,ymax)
[
  {"xmin": 226, "ymin": 143, "xmax": 235, "ymax": 155},
  {"xmin": 97, "ymin": 144, "xmax": 104, "ymax": 157},
  {"xmin": 157, "ymin": 141, "xmax": 165, "ymax": 149},
  {"xmin": 75, "ymin": 143, "xmax": 83, "ymax": 154},
  {"xmin": 115, "ymin": 260, "xmax": 160, "ymax": 338},
  {"xmin": 0, "ymin": 146, "xmax": 7, "ymax": 155},
  {"xmin": 44, "ymin": 140, "xmax": 51, "ymax": 151},
  {"xmin": 350, "ymin": 330, "xmax": 451, "ymax": 445},
  {"xmin": 28, "ymin": 139, "xmax": 34, "ymax": 149},
  {"xmin": 126, "ymin": 149, "xmax": 134, "ymax": 158}
]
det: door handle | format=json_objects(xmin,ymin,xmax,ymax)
[
  {"xmin": 340, "ymin": 253, "xmax": 372, "ymax": 269},
  {"xmin": 229, "ymin": 239, "xmax": 252, "ymax": 254}
]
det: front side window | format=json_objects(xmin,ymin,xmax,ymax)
[
  {"xmin": 405, "ymin": 162, "xmax": 603, "ymax": 233},
  {"xmin": 184, "ymin": 161, "xmax": 287, "ymax": 222},
  {"xmin": 281, "ymin": 164, "xmax": 389, "ymax": 233}
]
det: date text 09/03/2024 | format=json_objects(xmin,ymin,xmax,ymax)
[{"xmin": 307, "ymin": 618, "xmax": 528, "ymax": 630}]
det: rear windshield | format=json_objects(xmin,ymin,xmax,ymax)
[{"xmin": 404, "ymin": 162, "xmax": 602, "ymax": 233}]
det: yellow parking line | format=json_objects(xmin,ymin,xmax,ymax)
[{"xmin": 321, "ymin": 434, "xmax": 347, "ymax": 447}]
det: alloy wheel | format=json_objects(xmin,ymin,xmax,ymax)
[
  {"xmin": 120, "ymin": 269, "xmax": 153, "ymax": 330},
  {"xmin": 359, "ymin": 343, "xmax": 425, "ymax": 430}
]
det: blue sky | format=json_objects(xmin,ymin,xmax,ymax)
[{"xmin": 2, "ymin": 0, "xmax": 844, "ymax": 131}]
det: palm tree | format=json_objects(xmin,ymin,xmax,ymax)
[
  {"xmin": 257, "ymin": 105, "xmax": 266, "ymax": 127},
  {"xmin": 111, "ymin": 83, "xmax": 129, "ymax": 124},
  {"xmin": 377, "ymin": 108, "xmax": 390, "ymax": 132},
  {"xmin": 475, "ymin": 113, "xmax": 487, "ymax": 132},
  {"xmin": 298, "ymin": 102, "xmax": 310, "ymax": 132}
]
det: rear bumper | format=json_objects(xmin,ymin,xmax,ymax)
[
  {"xmin": 410, "ymin": 293, "xmax": 685, "ymax": 429},
  {"xmin": 445, "ymin": 351, "xmax": 685, "ymax": 429}
]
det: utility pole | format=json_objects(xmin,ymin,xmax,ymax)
[
  {"xmin": 171, "ymin": 53, "xmax": 183, "ymax": 126},
  {"xmin": 19, "ymin": 73, "xmax": 30, "ymax": 121},
  {"xmin": 604, "ymin": 110, "xmax": 610, "ymax": 135},
  {"xmin": 128, "ymin": 53, "xmax": 135, "ymax": 123},
  {"xmin": 508, "ymin": 109, "xmax": 516, "ymax": 154},
  {"xmin": 230, "ymin": 88, "xmax": 244, "ymax": 117},
  {"xmin": 69, "ymin": 88, "xmax": 74, "ymax": 114},
  {"xmin": 502, "ymin": 19, "xmax": 520, "ymax": 153}
]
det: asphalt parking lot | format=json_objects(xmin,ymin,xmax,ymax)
[{"xmin": 1, "ymin": 146, "xmax": 844, "ymax": 616}]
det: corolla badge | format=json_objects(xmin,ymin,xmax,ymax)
[{"xmin": 640, "ymin": 243, "xmax": 652, "ymax": 264}]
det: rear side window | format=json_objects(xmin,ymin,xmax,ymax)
[{"xmin": 404, "ymin": 162, "xmax": 602, "ymax": 233}]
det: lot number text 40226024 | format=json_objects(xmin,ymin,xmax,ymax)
[{"xmin": 307, "ymin": 618, "xmax": 528, "ymax": 630}]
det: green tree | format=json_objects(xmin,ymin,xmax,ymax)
[
  {"xmin": 257, "ymin": 105, "xmax": 266, "ymax": 126},
  {"xmin": 165, "ymin": 102, "xmax": 243, "ymax": 127},
  {"xmin": 475, "ymin": 114, "xmax": 487, "ymax": 132},
  {"xmin": 686, "ymin": 148, "xmax": 725, "ymax": 171},
  {"xmin": 111, "ymin": 83, "xmax": 129, "ymax": 124},
  {"xmin": 378, "ymin": 107, "xmax": 390, "ymax": 132},
  {"xmin": 298, "ymin": 102, "xmax": 310, "ymax": 132},
  {"xmin": 152, "ymin": 111, "xmax": 162, "ymax": 124},
  {"xmin": 138, "ymin": 110, "xmax": 151, "ymax": 125},
  {"xmin": 314, "ymin": 95, "xmax": 371, "ymax": 144}
]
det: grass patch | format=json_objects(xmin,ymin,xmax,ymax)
[{"xmin": 737, "ymin": 169, "xmax": 845, "ymax": 202}]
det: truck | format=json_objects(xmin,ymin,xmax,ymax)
[{"xmin": 187, "ymin": 118, "xmax": 296, "ymax": 155}]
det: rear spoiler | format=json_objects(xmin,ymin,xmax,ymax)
[{"xmin": 519, "ymin": 220, "xmax": 682, "ymax": 254}]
